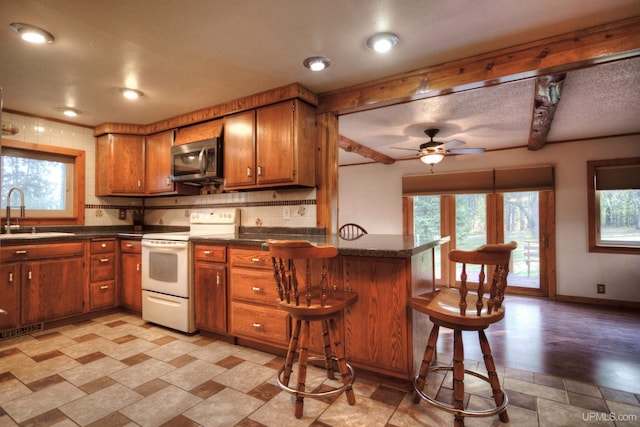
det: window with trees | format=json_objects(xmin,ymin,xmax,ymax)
[
  {"xmin": 1, "ymin": 139, "xmax": 85, "ymax": 226},
  {"xmin": 587, "ymin": 158, "xmax": 640, "ymax": 254}
]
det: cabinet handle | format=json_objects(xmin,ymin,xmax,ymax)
[
  {"xmin": 100, "ymin": 258, "xmax": 110, "ymax": 263},
  {"xmin": 136, "ymin": 263, "xmax": 141, "ymax": 272},
  {"xmin": 251, "ymin": 286, "xmax": 263, "ymax": 293},
  {"xmin": 250, "ymin": 257, "xmax": 261, "ymax": 263},
  {"xmin": 203, "ymin": 250, "xmax": 212, "ymax": 256},
  {"xmin": 101, "ymin": 243, "xmax": 107, "ymax": 248},
  {"xmin": 0, "ymin": 309, "xmax": 7, "ymax": 316},
  {"xmin": 257, "ymin": 165, "xmax": 263, "ymax": 176},
  {"xmin": 28, "ymin": 270, "xmax": 32, "ymax": 281},
  {"xmin": 126, "ymin": 243, "xmax": 134, "ymax": 248},
  {"xmin": 100, "ymin": 285, "xmax": 109, "ymax": 290},
  {"xmin": 8, "ymin": 272, "xmax": 13, "ymax": 283},
  {"xmin": 166, "ymin": 177, "xmax": 171, "ymax": 186},
  {"xmin": 216, "ymin": 272, "xmax": 221, "ymax": 286},
  {"xmin": 251, "ymin": 323, "xmax": 263, "ymax": 329},
  {"xmin": 137, "ymin": 179, "xmax": 142, "ymax": 188},
  {"xmin": 15, "ymin": 250, "xmax": 28, "ymax": 255}
]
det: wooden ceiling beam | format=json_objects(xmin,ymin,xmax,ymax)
[
  {"xmin": 338, "ymin": 134, "xmax": 396, "ymax": 164},
  {"xmin": 317, "ymin": 16, "xmax": 640, "ymax": 115},
  {"xmin": 528, "ymin": 73, "xmax": 566, "ymax": 151}
]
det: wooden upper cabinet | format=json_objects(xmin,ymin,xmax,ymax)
[
  {"xmin": 224, "ymin": 110, "xmax": 256, "ymax": 188},
  {"xmin": 223, "ymin": 99, "xmax": 316, "ymax": 190},
  {"xmin": 96, "ymin": 134, "xmax": 144, "ymax": 196},
  {"xmin": 145, "ymin": 130, "xmax": 174, "ymax": 195}
]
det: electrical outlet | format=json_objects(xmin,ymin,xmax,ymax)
[
  {"xmin": 282, "ymin": 206, "xmax": 291, "ymax": 220},
  {"xmin": 597, "ymin": 283, "xmax": 606, "ymax": 294},
  {"xmin": 118, "ymin": 209, "xmax": 126, "ymax": 220}
]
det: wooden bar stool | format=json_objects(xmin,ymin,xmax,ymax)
[
  {"xmin": 409, "ymin": 242, "xmax": 517, "ymax": 427},
  {"xmin": 267, "ymin": 239, "xmax": 358, "ymax": 419}
]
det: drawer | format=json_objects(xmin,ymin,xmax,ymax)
[
  {"xmin": 230, "ymin": 248, "xmax": 272, "ymax": 270},
  {"xmin": 90, "ymin": 239, "xmax": 116, "ymax": 254},
  {"xmin": 231, "ymin": 268, "xmax": 279, "ymax": 305},
  {"xmin": 0, "ymin": 242, "xmax": 84, "ymax": 262},
  {"xmin": 230, "ymin": 301, "xmax": 289, "ymax": 345},
  {"xmin": 90, "ymin": 281, "xmax": 116, "ymax": 310},
  {"xmin": 194, "ymin": 244, "xmax": 226, "ymax": 262},
  {"xmin": 120, "ymin": 239, "xmax": 141, "ymax": 253},
  {"xmin": 90, "ymin": 254, "xmax": 116, "ymax": 281}
]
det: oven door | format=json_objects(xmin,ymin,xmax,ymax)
[{"xmin": 141, "ymin": 239, "xmax": 191, "ymax": 297}]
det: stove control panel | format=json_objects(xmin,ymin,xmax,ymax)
[{"xmin": 190, "ymin": 208, "xmax": 239, "ymax": 225}]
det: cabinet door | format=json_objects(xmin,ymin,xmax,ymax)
[
  {"xmin": 256, "ymin": 101, "xmax": 295, "ymax": 185},
  {"xmin": 0, "ymin": 263, "xmax": 21, "ymax": 331},
  {"xmin": 224, "ymin": 110, "xmax": 256, "ymax": 188},
  {"xmin": 96, "ymin": 134, "xmax": 144, "ymax": 195},
  {"xmin": 145, "ymin": 130, "xmax": 174, "ymax": 195},
  {"xmin": 121, "ymin": 253, "xmax": 142, "ymax": 312},
  {"xmin": 194, "ymin": 262, "xmax": 227, "ymax": 333},
  {"xmin": 21, "ymin": 258, "xmax": 85, "ymax": 324},
  {"xmin": 342, "ymin": 256, "xmax": 410, "ymax": 377}
]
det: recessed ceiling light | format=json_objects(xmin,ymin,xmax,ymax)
[
  {"xmin": 366, "ymin": 32, "xmax": 399, "ymax": 53},
  {"xmin": 61, "ymin": 108, "xmax": 80, "ymax": 117},
  {"xmin": 9, "ymin": 22, "xmax": 54, "ymax": 44},
  {"xmin": 303, "ymin": 56, "xmax": 331, "ymax": 72},
  {"xmin": 120, "ymin": 88, "xmax": 144, "ymax": 99}
]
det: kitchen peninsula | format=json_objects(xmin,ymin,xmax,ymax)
[{"xmin": 0, "ymin": 230, "xmax": 448, "ymax": 383}]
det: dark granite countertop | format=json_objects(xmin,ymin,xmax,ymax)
[{"xmin": 0, "ymin": 226, "xmax": 449, "ymax": 258}]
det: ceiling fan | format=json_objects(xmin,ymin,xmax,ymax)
[{"xmin": 393, "ymin": 128, "xmax": 485, "ymax": 167}]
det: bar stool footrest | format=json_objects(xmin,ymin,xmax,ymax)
[
  {"xmin": 413, "ymin": 366, "xmax": 508, "ymax": 417},
  {"xmin": 277, "ymin": 356, "xmax": 355, "ymax": 398}
]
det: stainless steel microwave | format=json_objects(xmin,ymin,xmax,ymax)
[{"xmin": 171, "ymin": 138, "xmax": 223, "ymax": 184}]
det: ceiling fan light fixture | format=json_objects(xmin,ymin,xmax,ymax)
[
  {"xmin": 120, "ymin": 88, "xmax": 144, "ymax": 99},
  {"xmin": 303, "ymin": 56, "xmax": 331, "ymax": 71},
  {"xmin": 9, "ymin": 23, "xmax": 54, "ymax": 44},
  {"xmin": 366, "ymin": 32, "xmax": 399, "ymax": 53},
  {"xmin": 420, "ymin": 152, "xmax": 445, "ymax": 165}
]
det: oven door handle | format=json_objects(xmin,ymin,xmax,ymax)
[{"xmin": 142, "ymin": 240, "xmax": 189, "ymax": 250}]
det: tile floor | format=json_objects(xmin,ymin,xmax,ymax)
[{"xmin": 1, "ymin": 312, "xmax": 639, "ymax": 426}]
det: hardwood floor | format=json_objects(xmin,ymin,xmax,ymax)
[{"xmin": 434, "ymin": 295, "xmax": 640, "ymax": 394}]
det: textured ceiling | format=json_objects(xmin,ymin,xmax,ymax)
[{"xmin": 0, "ymin": 0, "xmax": 639, "ymax": 165}]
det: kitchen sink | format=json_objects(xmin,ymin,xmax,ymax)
[{"xmin": 0, "ymin": 232, "xmax": 76, "ymax": 240}]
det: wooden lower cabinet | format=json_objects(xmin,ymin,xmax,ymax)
[
  {"xmin": 194, "ymin": 244, "xmax": 227, "ymax": 334},
  {"xmin": 342, "ymin": 256, "xmax": 412, "ymax": 379},
  {"xmin": 88, "ymin": 239, "xmax": 117, "ymax": 310},
  {"xmin": 0, "ymin": 263, "xmax": 21, "ymax": 331},
  {"xmin": 120, "ymin": 239, "xmax": 142, "ymax": 312},
  {"xmin": 229, "ymin": 246, "xmax": 290, "ymax": 346}
]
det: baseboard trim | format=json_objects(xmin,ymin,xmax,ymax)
[{"xmin": 555, "ymin": 294, "xmax": 640, "ymax": 309}]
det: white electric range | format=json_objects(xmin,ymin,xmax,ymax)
[{"xmin": 141, "ymin": 208, "xmax": 239, "ymax": 333}]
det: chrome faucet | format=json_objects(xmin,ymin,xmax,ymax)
[{"xmin": 4, "ymin": 186, "xmax": 26, "ymax": 234}]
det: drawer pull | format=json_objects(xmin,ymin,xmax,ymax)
[
  {"xmin": 216, "ymin": 272, "xmax": 221, "ymax": 286},
  {"xmin": 246, "ymin": 166, "xmax": 252, "ymax": 177},
  {"xmin": 250, "ymin": 257, "xmax": 261, "ymax": 263},
  {"xmin": 136, "ymin": 263, "xmax": 141, "ymax": 272},
  {"xmin": 0, "ymin": 309, "xmax": 7, "ymax": 316},
  {"xmin": 251, "ymin": 323, "xmax": 263, "ymax": 329},
  {"xmin": 101, "ymin": 243, "xmax": 107, "ymax": 248},
  {"xmin": 251, "ymin": 286, "xmax": 263, "ymax": 293},
  {"xmin": 100, "ymin": 285, "xmax": 109, "ymax": 290},
  {"xmin": 203, "ymin": 250, "xmax": 212, "ymax": 255},
  {"xmin": 8, "ymin": 272, "xmax": 13, "ymax": 283},
  {"xmin": 100, "ymin": 258, "xmax": 111, "ymax": 263},
  {"xmin": 126, "ymin": 243, "xmax": 134, "ymax": 248},
  {"xmin": 15, "ymin": 250, "xmax": 28, "ymax": 254},
  {"xmin": 28, "ymin": 270, "xmax": 32, "ymax": 280}
]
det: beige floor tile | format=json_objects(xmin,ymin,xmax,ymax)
[
  {"xmin": 159, "ymin": 359, "xmax": 227, "ymax": 391},
  {"xmin": 59, "ymin": 382, "xmax": 142, "ymax": 425},
  {"xmin": 248, "ymin": 390, "xmax": 328, "ymax": 426},
  {"xmin": 503, "ymin": 376, "xmax": 569, "ymax": 404},
  {"xmin": 537, "ymin": 397, "xmax": 614, "ymax": 426},
  {"xmin": 213, "ymin": 360, "xmax": 277, "ymax": 393},
  {"xmin": 184, "ymin": 387, "xmax": 264, "ymax": 426},
  {"xmin": 59, "ymin": 336, "xmax": 120, "ymax": 359},
  {"xmin": 0, "ymin": 378, "xmax": 31, "ymax": 405},
  {"xmin": 144, "ymin": 339, "xmax": 201, "ymax": 362},
  {"xmin": 388, "ymin": 393, "xmax": 453, "ymax": 426},
  {"xmin": 0, "ymin": 414, "xmax": 18, "ymax": 426},
  {"xmin": 1, "ymin": 381, "xmax": 85, "ymax": 424},
  {"xmin": 119, "ymin": 384, "xmax": 201, "ymax": 426},
  {"xmin": 188, "ymin": 340, "xmax": 243, "ymax": 364},
  {"xmin": 109, "ymin": 358, "xmax": 175, "ymax": 389},
  {"xmin": 320, "ymin": 393, "xmax": 396, "ymax": 426},
  {"xmin": 605, "ymin": 400, "xmax": 640, "ymax": 427},
  {"xmin": 11, "ymin": 354, "xmax": 80, "ymax": 385},
  {"xmin": 59, "ymin": 356, "xmax": 128, "ymax": 387}
]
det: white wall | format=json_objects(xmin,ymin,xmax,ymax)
[{"xmin": 339, "ymin": 135, "xmax": 640, "ymax": 302}]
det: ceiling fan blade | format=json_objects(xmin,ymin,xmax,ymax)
[
  {"xmin": 391, "ymin": 146, "xmax": 421, "ymax": 152},
  {"xmin": 448, "ymin": 147, "xmax": 486, "ymax": 154},
  {"xmin": 440, "ymin": 139, "xmax": 465, "ymax": 149}
]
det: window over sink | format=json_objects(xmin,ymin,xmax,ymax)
[{"xmin": 1, "ymin": 139, "xmax": 85, "ymax": 226}]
